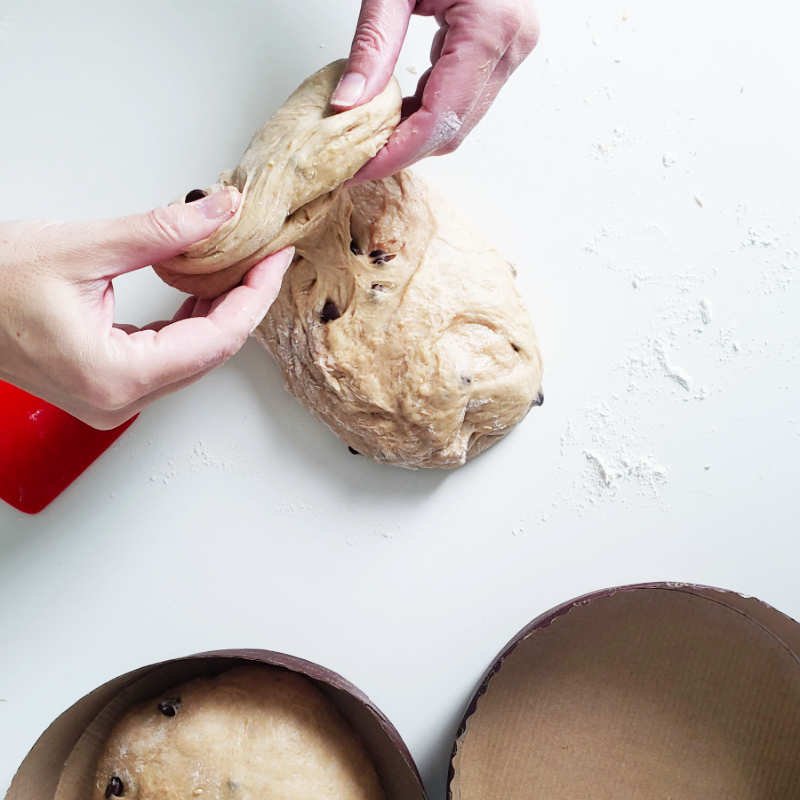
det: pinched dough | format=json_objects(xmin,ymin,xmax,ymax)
[
  {"xmin": 154, "ymin": 60, "xmax": 543, "ymax": 469},
  {"xmin": 92, "ymin": 665, "xmax": 384, "ymax": 800},
  {"xmin": 155, "ymin": 60, "xmax": 401, "ymax": 299}
]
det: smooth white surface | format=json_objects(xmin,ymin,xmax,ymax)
[{"xmin": 1, "ymin": 0, "xmax": 799, "ymax": 795}]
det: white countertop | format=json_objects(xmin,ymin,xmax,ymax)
[{"xmin": 1, "ymin": 0, "xmax": 799, "ymax": 795}]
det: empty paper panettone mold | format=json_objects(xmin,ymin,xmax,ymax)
[
  {"xmin": 7, "ymin": 585, "xmax": 800, "ymax": 800},
  {"xmin": 449, "ymin": 583, "xmax": 800, "ymax": 799}
]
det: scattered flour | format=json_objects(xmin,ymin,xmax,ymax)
[
  {"xmin": 190, "ymin": 441, "xmax": 232, "ymax": 472},
  {"xmin": 741, "ymin": 225, "xmax": 779, "ymax": 249},
  {"xmin": 656, "ymin": 341, "xmax": 692, "ymax": 391},
  {"xmin": 593, "ymin": 127, "xmax": 629, "ymax": 160},
  {"xmin": 555, "ymin": 393, "xmax": 671, "ymax": 514},
  {"xmin": 699, "ymin": 299, "xmax": 713, "ymax": 325},
  {"xmin": 584, "ymin": 451, "xmax": 668, "ymax": 491},
  {"xmin": 149, "ymin": 458, "xmax": 177, "ymax": 486},
  {"xmin": 146, "ymin": 442, "xmax": 235, "ymax": 488},
  {"xmin": 275, "ymin": 502, "xmax": 313, "ymax": 514}
]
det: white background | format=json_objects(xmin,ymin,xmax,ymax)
[{"xmin": 1, "ymin": 0, "xmax": 799, "ymax": 795}]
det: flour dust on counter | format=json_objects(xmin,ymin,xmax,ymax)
[{"xmin": 550, "ymin": 183, "xmax": 800, "ymax": 518}]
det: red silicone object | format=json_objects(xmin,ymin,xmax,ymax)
[{"xmin": 0, "ymin": 381, "xmax": 136, "ymax": 514}]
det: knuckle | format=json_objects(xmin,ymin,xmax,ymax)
[
  {"xmin": 352, "ymin": 19, "xmax": 388, "ymax": 57},
  {"xmin": 517, "ymin": 10, "xmax": 541, "ymax": 52},
  {"xmin": 494, "ymin": 0, "xmax": 525, "ymax": 36},
  {"xmin": 495, "ymin": 0, "xmax": 539, "ymax": 46},
  {"xmin": 145, "ymin": 206, "xmax": 183, "ymax": 245}
]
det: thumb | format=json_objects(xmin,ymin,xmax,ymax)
[
  {"xmin": 58, "ymin": 188, "xmax": 241, "ymax": 279},
  {"xmin": 330, "ymin": 0, "xmax": 414, "ymax": 110}
]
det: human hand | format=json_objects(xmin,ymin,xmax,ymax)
[
  {"xmin": 331, "ymin": 0, "xmax": 539, "ymax": 182},
  {"xmin": 0, "ymin": 189, "xmax": 294, "ymax": 429}
]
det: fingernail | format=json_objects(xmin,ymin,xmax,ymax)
[
  {"xmin": 278, "ymin": 246, "xmax": 296, "ymax": 274},
  {"xmin": 331, "ymin": 72, "xmax": 366, "ymax": 108},
  {"xmin": 193, "ymin": 187, "xmax": 241, "ymax": 220}
]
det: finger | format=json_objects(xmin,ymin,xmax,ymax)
[
  {"xmin": 50, "ymin": 188, "xmax": 241, "ymax": 280},
  {"xmin": 352, "ymin": 1, "xmax": 540, "ymax": 182},
  {"xmin": 430, "ymin": 62, "xmax": 511, "ymax": 154},
  {"xmin": 102, "ymin": 247, "xmax": 294, "ymax": 404},
  {"xmin": 430, "ymin": 24, "xmax": 448, "ymax": 63},
  {"xmin": 113, "ymin": 323, "xmax": 141, "ymax": 335},
  {"xmin": 351, "ymin": 37, "xmax": 500, "ymax": 181},
  {"xmin": 192, "ymin": 298, "xmax": 214, "ymax": 318},
  {"xmin": 114, "ymin": 319, "xmax": 174, "ymax": 335},
  {"xmin": 112, "ymin": 295, "xmax": 207, "ymax": 337},
  {"xmin": 171, "ymin": 294, "xmax": 201, "ymax": 322},
  {"xmin": 113, "ymin": 292, "xmax": 214, "ymax": 339},
  {"xmin": 400, "ymin": 67, "xmax": 433, "ymax": 120},
  {"xmin": 438, "ymin": 33, "xmax": 542, "ymax": 153},
  {"xmin": 330, "ymin": 0, "xmax": 415, "ymax": 110}
]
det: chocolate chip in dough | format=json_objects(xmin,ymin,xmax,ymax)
[
  {"xmin": 320, "ymin": 299, "xmax": 341, "ymax": 323},
  {"xmin": 348, "ymin": 446, "xmax": 360, "ymax": 455},
  {"xmin": 157, "ymin": 697, "xmax": 181, "ymax": 717},
  {"xmin": 349, "ymin": 240, "xmax": 363, "ymax": 256},
  {"xmin": 370, "ymin": 250, "xmax": 396, "ymax": 265},
  {"xmin": 184, "ymin": 189, "xmax": 208, "ymax": 203},
  {"xmin": 105, "ymin": 777, "xmax": 124, "ymax": 799}
]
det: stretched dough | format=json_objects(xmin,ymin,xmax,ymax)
[
  {"xmin": 154, "ymin": 60, "xmax": 543, "ymax": 468},
  {"xmin": 92, "ymin": 665, "xmax": 384, "ymax": 800},
  {"xmin": 155, "ymin": 60, "xmax": 401, "ymax": 298}
]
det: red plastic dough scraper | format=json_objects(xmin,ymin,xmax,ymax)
[{"xmin": 0, "ymin": 381, "xmax": 136, "ymax": 514}]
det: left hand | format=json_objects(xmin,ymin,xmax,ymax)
[
  {"xmin": 0, "ymin": 190, "xmax": 293, "ymax": 429},
  {"xmin": 331, "ymin": 0, "xmax": 540, "ymax": 183}
]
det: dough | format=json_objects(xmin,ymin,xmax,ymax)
[
  {"xmin": 154, "ymin": 59, "xmax": 543, "ymax": 468},
  {"xmin": 255, "ymin": 172, "xmax": 543, "ymax": 469},
  {"xmin": 92, "ymin": 665, "xmax": 385, "ymax": 800},
  {"xmin": 155, "ymin": 60, "xmax": 401, "ymax": 298}
]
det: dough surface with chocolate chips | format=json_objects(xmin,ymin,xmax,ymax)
[
  {"xmin": 92, "ymin": 665, "xmax": 385, "ymax": 800},
  {"xmin": 154, "ymin": 59, "xmax": 543, "ymax": 468},
  {"xmin": 255, "ymin": 172, "xmax": 543, "ymax": 469}
]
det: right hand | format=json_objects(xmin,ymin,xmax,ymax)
[
  {"xmin": 331, "ymin": 0, "xmax": 540, "ymax": 182},
  {"xmin": 0, "ymin": 188, "xmax": 293, "ymax": 429}
]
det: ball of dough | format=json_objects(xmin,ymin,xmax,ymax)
[
  {"xmin": 92, "ymin": 665, "xmax": 384, "ymax": 800},
  {"xmin": 255, "ymin": 172, "xmax": 543, "ymax": 469},
  {"xmin": 153, "ymin": 59, "xmax": 543, "ymax": 468}
]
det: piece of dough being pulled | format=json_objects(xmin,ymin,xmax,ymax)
[
  {"xmin": 155, "ymin": 60, "xmax": 544, "ymax": 469},
  {"xmin": 155, "ymin": 60, "xmax": 401, "ymax": 298}
]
